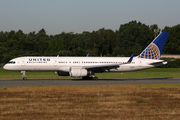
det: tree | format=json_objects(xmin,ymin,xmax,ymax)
[
  {"xmin": 116, "ymin": 21, "xmax": 154, "ymax": 56},
  {"xmin": 35, "ymin": 29, "xmax": 49, "ymax": 55},
  {"xmin": 91, "ymin": 28, "xmax": 115, "ymax": 56},
  {"xmin": 163, "ymin": 25, "xmax": 180, "ymax": 54},
  {"xmin": 46, "ymin": 37, "xmax": 64, "ymax": 55}
]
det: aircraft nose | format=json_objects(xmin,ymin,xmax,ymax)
[{"xmin": 3, "ymin": 64, "xmax": 8, "ymax": 70}]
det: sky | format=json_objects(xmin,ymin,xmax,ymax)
[{"xmin": 0, "ymin": 0, "xmax": 179, "ymax": 35}]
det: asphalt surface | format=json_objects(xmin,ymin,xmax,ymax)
[{"xmin": 0, "ymin": 78, "xmax": 180, "ymax": 87}]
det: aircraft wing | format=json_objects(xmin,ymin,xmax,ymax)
[{"xmin": 82, "ymin": 54, "xmax": 134, "ymax": 72}]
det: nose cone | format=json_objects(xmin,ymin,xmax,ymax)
[{"xmin": 3, "ymin": 64, "xmax": 8, "ymax": 70}]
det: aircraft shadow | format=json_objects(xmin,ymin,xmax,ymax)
[
  {"xmin": 0, "ymin": 77, "xmax": 176, "ymax": 81},
  {"xmin": 72, "ymin": 77, "xmax": 174, "ymax": 81}
]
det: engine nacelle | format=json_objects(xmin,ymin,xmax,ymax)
[
  {"xmin": 69, "ymin": 68, "xmax": 88, "ymax": 77},
  {"xmin": 57, "ymin": 71, "xmax": 69, "ymax": 76}
]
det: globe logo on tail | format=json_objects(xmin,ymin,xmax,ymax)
[{"xmin": 138, "ymin": 43, "xmax": 160, "ymax": 59}]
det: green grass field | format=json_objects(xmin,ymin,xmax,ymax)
[{"xmin": 0, "ymin": 68, "xmax": 180, "ymax": 79}]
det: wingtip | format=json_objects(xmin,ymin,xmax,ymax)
[
  {"xmin": 127, "ymin": 53, "xmax": 134, "ymax": 63},
  {"xmin": 86, "ymin": 53, "xmax": 90, "ymax": 57}
]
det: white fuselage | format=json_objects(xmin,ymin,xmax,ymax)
[{"xmin": 3, "ymin": 56, "xmax": 165, "ymax": 72}]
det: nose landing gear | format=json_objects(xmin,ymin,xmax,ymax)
[{"xmin": 21, "ymin": 71, "xmax": 27, "ymax": 80}]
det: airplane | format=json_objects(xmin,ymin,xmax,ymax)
[{"xmin": 3, "ymin": 32, "xmax": 169, "ymax": 80}]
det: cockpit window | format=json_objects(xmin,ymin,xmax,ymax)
[{"xmin": 8, "ymin": 61, "xmax": 16, "ymax": 64}]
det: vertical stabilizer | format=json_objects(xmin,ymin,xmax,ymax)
[{"xmin": 138, "ymin": 32, "xmax": 169, "ymax": 59}]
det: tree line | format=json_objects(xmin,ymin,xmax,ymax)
[{"xmin": 0, "ymin": 21, "xmax": 180, "ymax": 65}]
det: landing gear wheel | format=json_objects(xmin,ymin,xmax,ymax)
[
  {"xmin": 82, "ymin": 71, "xmax": 98, "ymax": 80},
  {"xmin": 21, "ymin": 71, "xmax": 27, "ymax": 80},
  {"xmin": 92, "ymin": 77, "xmax": 98, "ymax": 80}
]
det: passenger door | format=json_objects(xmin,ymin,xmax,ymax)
[
  {"xmin": 21, "ymin": 59, "xmax": 25, "ymax": 66},
  {"xmin": 54, "ymin": 59, "xmax": 57, "ymax": 66}
]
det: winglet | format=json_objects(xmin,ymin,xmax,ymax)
[
  {"xmin": 127, "ymin": 54, "xmax": 134, "ymax": 63},
  {"xmin": 86, "ymin": 53, "xmax": 90, "ymax": 57}
]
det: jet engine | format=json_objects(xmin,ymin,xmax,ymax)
[{"xmin": 69, "ymin": 68, "xmax": 88, "ymax": 77}]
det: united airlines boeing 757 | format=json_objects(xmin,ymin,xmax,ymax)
[{"xmin": 3, "ymin": 32, "xmax": 169, "ymax": 80}]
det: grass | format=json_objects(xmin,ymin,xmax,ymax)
[
  {"xmin": 0, "ymin": 68, "xmax": 180, "ymax": 79},
  {"xmin": 1, "ymin": 68, "xmax": 180, "ymax": 119},
  {"xmin": 1, "ymin": 85, "xmax": 180, "ymax": 119}
]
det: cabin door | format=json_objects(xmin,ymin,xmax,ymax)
[
  {"xmin": 139, "ymin": 60, "xmax": 142, "ymax": 67},
  {"xmin": 21, "ymin": 59, "xmax": 25, "ymax": 66},
  {"xmin": 54, "ymin": 59, "xmax": 57, "ymax": 66}
]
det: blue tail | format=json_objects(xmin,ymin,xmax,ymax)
[{"xmin": 138, "ymin": 32, "xmax": 169, "ymax": 59}]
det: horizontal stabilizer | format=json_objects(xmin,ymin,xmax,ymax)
[
  {"xmin": 149, "ymin": 61, "xmax": 167, "ymax": 66},
  {"xmin": 149, "ymin": 59, "xmax": 175, "ymax": 66}
]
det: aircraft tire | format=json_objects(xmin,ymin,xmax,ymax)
[{"xmin": 92, "ymin": 77, "xmax": 98, "ymax": 80}]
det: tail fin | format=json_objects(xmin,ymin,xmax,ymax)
[{"xmin": 138, "ymin": 32, "xmax": 169, "ymax": 59}]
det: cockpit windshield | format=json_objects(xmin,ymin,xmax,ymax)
[{"xmin": 8, "ymin": 61, "xmax": 16, "ymax": 64}]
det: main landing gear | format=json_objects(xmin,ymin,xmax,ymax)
[
  {"xmin": 82, "ymin": 73, "xmax": 98, "ymax": 80},
  {"xmin": 92, "ymin": 76, "xmax": 98, "ymax": 80},
  {"xmin": 82, "ymin": 71, "xmax": 98, "ymax": 80},
  {"xmin": 92, "ymin": 74, "xmax": 98, "ymax": 80},
  {"xmin": 21, "ymin": 71, "xmax": 27, "ymax": 80}
]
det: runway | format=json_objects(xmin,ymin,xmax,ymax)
[{"xmin": 0, "ymin": 78, "xmax": 180, "ymax": 87}]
